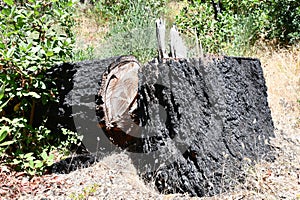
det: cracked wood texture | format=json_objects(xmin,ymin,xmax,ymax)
[{"xmin": 134, "ymin": 56, "xmax": 275, "ymax": 196}]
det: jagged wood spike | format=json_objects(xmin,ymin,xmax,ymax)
[
  {"xmin": 170, "ymin": 24, "xmax": 187, "ymax": 59},
  {"xmin": 156, "ymin": 18, "xmax": 168, "ymax": 61}
]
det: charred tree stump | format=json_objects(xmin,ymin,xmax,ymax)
[
  {"xmin": 95, "ymin": 55, "xmax": 275, "ymax": 196},
  {"xmin": 39, "ymin": 54, "xmax": 274, "ymax": 197}
]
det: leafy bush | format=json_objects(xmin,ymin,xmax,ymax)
[
  {"xmin": 267, "ymin": 0, "xmax": 300, "ymax": 44},
  {"xmin": 175, "ymin": 0, "xmax": 299, "ymax": 55},
  {"xmin": 0, "ymin": 0, "xmax": 79, "ymax": 175}
]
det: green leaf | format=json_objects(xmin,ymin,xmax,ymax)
[
  {"xmin": 35, "ymin": 160, "xmax": 43, "ymax": 169},
  {"xmin": 67, "ymin": 2, "xmax": 73, "ymax": 7},
  {"xmin": 0, "ymin": 41, "xmax": 5, "ymax": 49},
  {"xmin": 53, "ymin": 47, "xmax": 61, "ymax": 53},
  {"xmin": 0, "ymin": 83, "xmax": 5, "ymax": 100},
  {"xmin": 29, "ymin": 92, "xmax": 41, "ymax": 98},
  {"xmin": 46, "ymin": 51, "xmax": 54, "ymax": 57},
  {"xmin": 4, "ymin": 0, "xmax": 14, "ymax": 6},
  {"xmin": 31, "ymin": 46, "xmax": 41, "ymax": 54},
  {"xmin": 40, "ymin": 151, "xmax": 47, "ymax": 160},
  {"xmin": 12, "ymin": 158, "xmax": 21, "ymax": 165},
  {"xmin": 11, "ymin": 118, "xmax": 25, "ymax": 127},
  {"xmin": 40, "ymin": 82, "xmax": 46, "ymax": 90},
  {"xmin": 45, "ymin": 154, "xmax": 54, "ymax": 166},
  {"xmin": 24, "ymin": 152, "xmax": 34, "ymax": 159},
  {"xmin": 26, "ymin": 43, "xmax": 33, "ymax": 51},
  {"xmin": 6, "ymin": 47, "xmax": 15, "ymax": 58},
  {"xmin": 0, "ymin": 140, "xmax": 15, "ymax": 147},
  {"xmin": 65, "ymin": 38, "xmax": 71, "ymax": 45},
  {"xmin": 23, "ymin": 92, "xmax": 41, "ymax": 98},
  {"xmin": 33, "ymin": 81, "xmax": 39, "ymax": 88},
  {"xmin": 30, "ymin": 31, "xmax": 40, "ymax": 40},
  {"xmin": 0, "ymin": 98, "xmax": 11, "ymax": 112},
  {"xmin": 29, "ymin": 160, "xmax": 34, "ymax": 168},
  {"xmin": 27, "ymin": 66, "xmax": 38, "ymax": 72},
  {"xmin": 1, "ymin": 8, "xmax": 11, "ymax": 16},
  {"xmin": 0, "ymin": 126, "xmax": 9, "ymax": 142}
]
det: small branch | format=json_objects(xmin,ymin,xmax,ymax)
[{"xmin": 30, "ymin": 100, "xmax": 35, "ymax": 126}]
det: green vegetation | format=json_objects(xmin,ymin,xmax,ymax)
[
  {"xmin": 78, "ymin": 0, "xmax": 168, "ymax": 62},
  {"xmin": 0, "ymin": 0, "xmax": 299, "ymax": 176},
  {"xmin": 176, "ymin": 0, "xmax": 300, "ymax": 55},
  {"xmin": 0, "ymin": 0, "xmax": 79, "ymax": 175},
  {"xmin": 69, "ymin": 183, "xmax": 100, "ymax": 200},
  {"xmin": 74, "ymin": 0, "xmax": 299, "ymax": 59}
]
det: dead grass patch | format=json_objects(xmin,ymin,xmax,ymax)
[{"xmin": 73, "ymin": 3, "xmax": 109, "ymax": 53}]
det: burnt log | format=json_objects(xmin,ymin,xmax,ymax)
[
  {"xmin": 134, "ymin": 56, "xmax": 275, "ymax": 196},
  {"xmin": 39, "ymin": 55, "xmax": 274, "ymax": 197},
  {"xmin": 95, "ymin": 55, "xmax": 275, "ymax": 196},
  {"xmin": 33, "ymin": 57, "xmax": 121, "ymax": 154}
]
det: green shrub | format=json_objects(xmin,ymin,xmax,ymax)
[
  {"xmin": 267, "ymin": 0, "xmax": 300, "ymax": 44},
  {"xmin": 73, "ymin": 45, "xmax": 96, "ymax": 61},
  {"xmin": 91, "ymin": 0, "xmax": 167, "ymax": 27},
  {"xmin": 69, "ymin": 183, "xmax": 100, "ymax": 200},
  {"xmin": 0, "ymin": 0, "xmax": 79, "ymax": 175},
  {"xmin": 175, "ymin": 0, "xmax": 299, "ymax": 55}
]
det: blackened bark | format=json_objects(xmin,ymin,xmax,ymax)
[
  {"xmin": 134, "ymin": 56, "xmax": 275, "ymax": 196},
  {"xmin": 41, "ymin": 55, "xmax": 275, "ymax": 197}
]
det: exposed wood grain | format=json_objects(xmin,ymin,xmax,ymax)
[{"xmin": 96, "ymin": 56, "xmax": 141, "ymax": 148}]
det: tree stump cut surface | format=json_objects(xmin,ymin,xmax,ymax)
[{"xmin": 96, "ymin": 56, "xmax": 141, "ymax": 149}]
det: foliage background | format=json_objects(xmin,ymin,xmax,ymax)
[
  {"xmin": 0, "ymin": 0, "xmax": 78, "ymax": 175},
  {"xmin": 175, "ymin": 0, "xmax": 300, "ymax": 55}
]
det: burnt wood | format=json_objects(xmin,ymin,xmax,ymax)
[
  {"xmin": 93, "ymin": 55, "xmax": 275, "ymax": 196},
  {"xmin": 135, "ymin": 56, "xmax": 275, "ymax": 196},
  {"xmin": 42, "ymin": 55, "xmax": 274, "ymax": 197}
]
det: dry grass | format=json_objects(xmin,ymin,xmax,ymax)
[
  {"xmin": 73, "ymin": 3, "xmax": 109, "ymax": 57},
  {"xmin": 244, "ymin": 46, "xmax": 300, "ymax": 199},
  {"xmin": 261, "ymin": 45, "xmax": 300, "ymax": 130}
]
